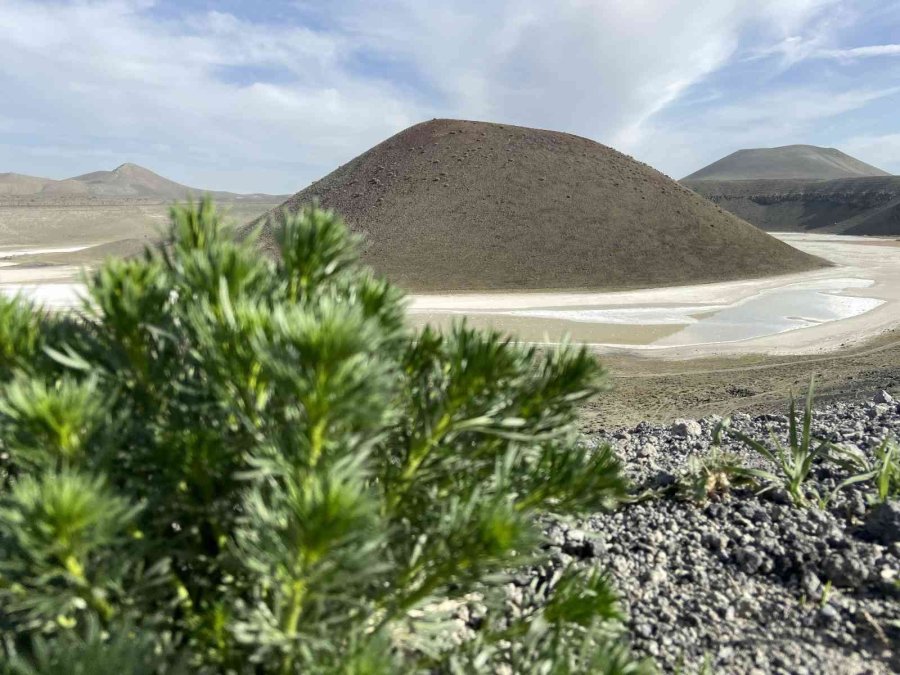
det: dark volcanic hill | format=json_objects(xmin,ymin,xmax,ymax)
[
  {"xmin": 684, "ymin": 145, "xmax": 890, "ymax": 181},
  {"xmin": 0, "ymin": 164, "xmax": 284, "ymax": 202},
  {"xmin": 683, "ymin": 176, "xmax": 900, "ymax": 235},
  {"xmin": 245, "ymin": 119, "xmax": 825, "ymax": 291}
]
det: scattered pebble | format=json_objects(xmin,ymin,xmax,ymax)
[{"xmin": 531, "ymin": 393, "xmax": 900, "ymax": 673}]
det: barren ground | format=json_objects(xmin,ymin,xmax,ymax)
[{"xmin": 587, "ymin": 327, "xmax": 900, "ymax": 428}]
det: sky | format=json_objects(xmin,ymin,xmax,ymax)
[{"xmin": 1, "ymin": 0, "xmax": 899, "ymax": 194}]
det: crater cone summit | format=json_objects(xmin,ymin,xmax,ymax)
[
  {"xmin": 248, "ymin": 119, "xmax": 826, "ymax": 291},
  {"xmin": 684, "ymin": 145, "xmax": 890, "ymax": 181}
]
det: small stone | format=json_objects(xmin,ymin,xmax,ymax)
[
  {"xmin": 634, "ymin": 623, "xmax": 653, "ymax": 638},
  {"xmin": 638, "ymin": 442, "xmax": 657, "ymax": 458},
  {"xmin": 818, "ymin": 604, "xmax": 840, "ymax": 624},
  {"xmin": 801, "ymin": 571, "xmax": 822, "ymax": 597},
  {"xmin": 846, "ymin": 491, "xmax": 867, "ymax": 519},
  {"xmin": 823, "ymin": 553, "xmax": 869, "ymax": 588},
  {"xmin": 736, "ymin": 594, "xmax": 759, "ymax": 616},
  {"xmin": 648, "ymin": 567, "xmax": 667, "ymax": 585},
  {"xmin": 701, "ymin": 532, "xmax": 729, "ymax": 552},
  {"xmin": 734, "ymin": 546, "xmax": 765, "ymax": 574},
  {"xmin": 867, "ymin": 404, "xmax": 890, "ymax": 419},
  {"xmin": 672, "ymin": 419, "xmax": 702, "ymax": 438},
  {"xmin": 862, "ymin": 502, "xmax": 900, "ymax": 545},
  {"xmin": 566, "ymin": 529, "xmax": 585, "ymax": 544},
  {"xmin": 873, "ymin": 390, "xmax": 894, "ymax": 404}
]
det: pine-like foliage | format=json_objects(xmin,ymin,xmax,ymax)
[{"xmin": 0, "ymin": 199, "xmax": 645, "ymax": 673}]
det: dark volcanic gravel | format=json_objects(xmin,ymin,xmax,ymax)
[{"xmin": 542, "ymin": 391, "xmax": 900, "ymax": 673}]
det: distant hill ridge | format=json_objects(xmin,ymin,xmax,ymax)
[
  {"xmin": 683, "ymin": 176, "xmax": 900, "ymax": 235},
  {"xmin": 243, "ymin": 118, "xmax": 825, "ymax": 292},
  {"xmin": 0, "ymin": 163, "xmax": 285, "ymax": 202},
  {"xmin": 684, "ymin": 145, "xmax": 891, "ymax": 181}
]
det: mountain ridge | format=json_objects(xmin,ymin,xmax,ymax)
[
  {"xmin": 682, "ymin": 175, "xmax": 900, "ymax": 235},
  {"xmin": 0, "ymin": 163, "xmax": 286, "ymax": 202}
]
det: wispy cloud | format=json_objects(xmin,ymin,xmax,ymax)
[
  {"xmin": 840, "ymin": 133, "xmax": 900, "ymax": 174},
  {"xmin": 705, "ymin": 87, "xmax": 900, "ymax": 129},
  {"xmin": 819, "ymin": 44, "xmax": 900, "ymax": 59},
  {"xmin": 631, "ymin": 84, "xmax": 900, "ymax": 179},
  {"xmin": 760, "ymin": 39, "xmax": 900, "ymax": 63}
]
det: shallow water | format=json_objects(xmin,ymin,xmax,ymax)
[
  {"xmin": 0, "ymin": 245, "xmax": 91, "ymax": 311},
  {"xmin": 653, "ymin": 279, "xmax": 881, "ymax": 346},
  {"xmin": 488, "ymin": 278, "xmax": 881, "ymax": 346},
  {"xmin": 8, "ymin": 277, "xmax": 881, "ymax": 346},
  {"xmin": 410, "ymin": 277, "xmax": 885, "ymax": 347}
]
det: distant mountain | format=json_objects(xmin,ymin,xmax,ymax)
[
  {"xmin": 0, "ymin": 172, "xmax": 79, "ymax": 196},
  {"xmin": 243, "ymin": 118, "xmax": 825, "ymax": 292},
  {"xmin": 683, "ymin": 145, "xmax": 890, "ymax": 181},
  {"xmin": 0, "ymin": 164, "xmax": 286, "ymax": 202}
]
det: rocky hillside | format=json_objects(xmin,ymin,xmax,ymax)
[
  {"xmin": 245, "ymin": 119, "xmax": 825, "ymax": 292},
  {"xmin": 684, "ymin": 145, "xmax": 890, "ymax": 181},
  {"xmin": 683, "ymin": 177, "xmax": 900, "ymax": 235}
]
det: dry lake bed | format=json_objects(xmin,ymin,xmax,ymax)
[
  {"xmin": 409, "ymin": 234, "xmax": 900, "ymax": 357},
  {"xmin": 3, "ymin": 234, "xmax": 900, "ymax": 357}
]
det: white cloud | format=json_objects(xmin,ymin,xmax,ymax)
[
  {"xmin": 701, "ymin": 86, "xmax": 900, "ymax": 129},
  {"xmin": 840, "ymin": 133, "xmax": 900, "ymax": 174},
  {"xmin": 0, "ymin": 0, "xmax": 425, "ymax": 192},
  {"xmin": 0, "ymin": 0, "xmax": 884, "ymax": 191},
  {"xmin": 337, "ymin": 0, "xmax": 842, "ymax": 150}
]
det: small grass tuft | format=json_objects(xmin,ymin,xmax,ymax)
[
  {"xmin": 679, "ymin": 447, "xmax": 756, "ymax": 503},
  {"xmin": 829, "ymin": 437, "xmax": 900, "ymax": 505},
  {"xmin": 715, "ymin": 380, "xmax": 833, "ymax": 507}
]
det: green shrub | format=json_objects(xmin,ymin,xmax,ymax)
[{"xmin": 0, "ymin": 199, "xmax": 646, "ymax": 673}]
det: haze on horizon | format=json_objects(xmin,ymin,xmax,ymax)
[{"xmin": 1, "ymin": 0, "xmax": 899, "ymax": 194}]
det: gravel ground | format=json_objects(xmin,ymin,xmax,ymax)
[{"xmin": 539, "ymin": 391, "xmax": 900, "ymax": 673}]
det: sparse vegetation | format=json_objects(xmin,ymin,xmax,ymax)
[
  {"xmin": 0, "ymin": 199, "xmax": 647, "ymax": 673},
  {"xmin": 714, "ymin": 382, "xmax": 831, "ymax": 507},
  {"xmin": 874, "ymin": 440, "xmax": 900, "ymax": 502},
  {"xmin": 829, "ymin": 437, "xmax": 900, "ymax": 504},
  {"xmin": 678, "ymin": 447, "xmax": 756, "ymax": 503},
  {"xmin": 715, "ymin": 382, "xmax": 900, "ymax": 509}
]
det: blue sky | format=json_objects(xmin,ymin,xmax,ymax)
[{"xmin": 1, "ymin": 0, "xmax": 899, "ymax": 193}]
